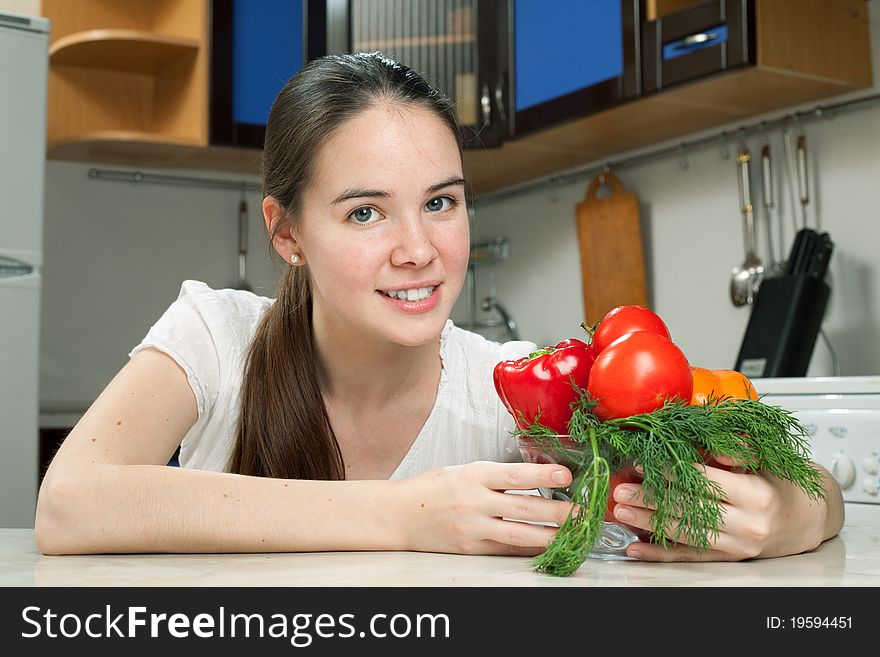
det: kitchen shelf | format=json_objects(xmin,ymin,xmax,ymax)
[
  {"xmin": 46, "ymin": 137, "xmax": 263, "ymax": 174},
  {"xmin": 49, "ymin": 30, "xmax": 200, "ymax": 74},
  {"xmin": 41, "ymin": 0, "xmax": 209, "ymax": 159}
]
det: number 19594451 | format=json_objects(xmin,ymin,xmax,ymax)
[{"xmin": 766, "ymin": 617, "xmax": 852, "ymax": 630}]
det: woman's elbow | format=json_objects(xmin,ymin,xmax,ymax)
[{"xmin": 34, "ymin": 473, "xmax": 88, "ymax": 555}]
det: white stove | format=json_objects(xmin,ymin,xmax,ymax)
[{"xmin": 755, "ymin": 376, "xmax": 880, "ymax": 508}]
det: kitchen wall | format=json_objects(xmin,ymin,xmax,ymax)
[
  {"xmin": 33, "ymin": 2, "xmax": 880, "ymax": 414},
  {"xmin": 39, "ymin": 165, "xmax": 267, "ymax": 411}
]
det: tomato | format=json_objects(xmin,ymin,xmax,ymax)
[
  {"xmin": 590, "ymin": 305, "xmax": 672, "ymax": 354},
  {"xmin": 690, "ymin": 366, "xmax": 758, "ymax": 405},
  {"xmin": 588, "ymin": 331, "xmax": 692, "ymax": 421}
]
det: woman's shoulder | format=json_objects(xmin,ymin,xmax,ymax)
[
  {"xmin": 441, "ymin": 320, "xmax": 536, "ymax": 365},
  {"xmin": 129, "ymin": 281, "xmax": 274, "ymax": 413},
  {"xmin": 177, "ymin": 279, "xmax": 274, "ymax": 316},
  {"xmin": 172, "ymin": 280, "xmax": 274, "ymax": 340}
]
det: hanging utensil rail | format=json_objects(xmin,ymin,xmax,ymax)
[
  {"xmin": 474, "ymin": 91, "xmax": 880, "ymax": 206},
  {"xmin": 87, "ymin": 168, "xmax": 260, "ymax": 193}
]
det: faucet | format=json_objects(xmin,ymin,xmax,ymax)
[{"xmin": 481, "ymin": 296, "xmax": 519, "ymax": 341}]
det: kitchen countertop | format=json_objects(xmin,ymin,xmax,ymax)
[{"xmin": 1, "ymin": 505, "xmax": 877, "ymax": 587}]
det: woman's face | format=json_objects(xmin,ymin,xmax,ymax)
[{"xmin": 295, "ymin": 102, "xmax": 470, "ymax": 347}]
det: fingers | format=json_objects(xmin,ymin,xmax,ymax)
[
  {"xmin": 611, "ymin": 499, "xmax": 732, "ymax": 550},
  {"xmin": 481, "ymin": 517, "xmax": 561, "ymax": 552},
  {"xmin": 497, "ymin": 491, "xmax": 572, "ymax": 527},
  {"xmin": 617, "ymin": 462, "xmax": 746, "ymax": 508},
  {"xmin": 707, "ymin": 454, "xmax": 749, "ymax": 473},
  {"xmin": 612, "ymin": 482, "xmax": 771, "ymax": 558},
  {"xmin": 473, "ymin": 461, "xmax": 572, "ymax": 492},
  {"xmin": 626, "ymin": 542, "xmax": 737, "ymax": 563}
]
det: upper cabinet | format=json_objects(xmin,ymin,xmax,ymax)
[
  {"xmin": 210, "ymin": 0, "xmax": 325, "ymax": 149},
  {"xmin": 335, "ymin": 1, "xmax": 639, "ymax": 145},
  {"xmin": 465, "ymin": 0, "xmax": 872, "ymax": 195},
  {"xmin": 511, "ymin": 0, "xmax": 639, "ymax": 138},
  {"xmin": 344, "ymin": 0, "xmax": 508, "ymax": 148},
  {"xmin": 40, "ymin": 1, "xmax": 872, "ymax": 192},
  {"xmin": 42, "ymin": 0, "xmax": 210, "ymax": 166}
]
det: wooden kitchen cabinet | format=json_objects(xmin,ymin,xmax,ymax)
[
  {"xmin": 41, "ymin": 0, "xmax": 211, "ymax": 166},
  {"xmin": 464, "ymin": 0, "xmax": 872, "ymax": 196}
]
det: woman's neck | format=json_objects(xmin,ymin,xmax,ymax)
[{"xmin": 311, "ymin": 309, "xmax": 443, "ymax": 408}]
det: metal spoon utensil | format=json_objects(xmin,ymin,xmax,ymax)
[{"xmin": 730, "ymin": 149, "xmax": 765, "ymax": 306}]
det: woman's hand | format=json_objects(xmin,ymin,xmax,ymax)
[
  {"xmin": 611, "ymin": 457, "xmax": 844, "ymax": 562},
  {"xmin": 399, "ymin": 461, "xmax": 575, "ymax": 556}
]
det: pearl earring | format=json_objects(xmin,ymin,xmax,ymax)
[{"xmin": 290, "ymin": 254, "xmax": 300, "ymax": 265}]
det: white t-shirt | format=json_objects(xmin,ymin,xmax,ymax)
[{"xmin": 129, "ymin": 280, "xmax": 537, "ymax": 479}]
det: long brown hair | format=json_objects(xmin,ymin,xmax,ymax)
[{"xmin": 229, "ymin": 53, "xmax": 462, "ymax": 480}]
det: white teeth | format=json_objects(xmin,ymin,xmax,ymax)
[{"xmin": 384, "ymin": 286, "xmax": 435, "ymax": 301}]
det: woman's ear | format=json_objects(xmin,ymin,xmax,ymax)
[{"xmin": 262, "ymin": 196, "xmax": 298, "ymax": 260}]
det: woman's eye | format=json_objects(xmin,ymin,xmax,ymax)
[
  {"xmin": 349, "ymin": 206, "xmax": 380, "ymax": 224},
  {"xmin": 425, "ymin": 196, "xmax": 455, "ymax": 213}
]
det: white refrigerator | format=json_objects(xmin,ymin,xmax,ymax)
[{"xmin": 0, "ymin": 11, "xmax": 49, "ymax": 527}]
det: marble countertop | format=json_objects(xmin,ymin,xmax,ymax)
[{"xmin": 2, "ymin": 505, "xmax": 878, "ymax": 587}]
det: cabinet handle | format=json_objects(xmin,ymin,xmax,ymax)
[
  {"xmin": 481, "ymin": 82, "xmax": 492, "ymax": 126},
  {"xmin": 0, "ymin": 256, "xmax": 34, "ymax": 279},
  {"xmin": 672, "ymin": 31, "xmax": 720, "ymax": 50},
  {"xmin": 494, "ymin": 74, "xmax": 507, "ymax": 125}
]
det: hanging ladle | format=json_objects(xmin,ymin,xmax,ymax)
[{"xmin": 730, "ymin": 149, "xmax": 764, "ymax": 306}]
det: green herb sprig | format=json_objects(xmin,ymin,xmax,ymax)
[{"xmin": 514, "ymin": 387, "xmax": 826, "ymax": 577}]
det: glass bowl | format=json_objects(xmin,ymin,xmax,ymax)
[{"xmin": 517, "ymin": 434, "xmax": 646, "ymax": 561}]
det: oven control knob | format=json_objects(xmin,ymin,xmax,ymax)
[
  {"xmin": 861, "ymin": 478, "xmax": 879, "ymax": 496},
  {"xmin": 828, "ymin": 454, "xmax": 856, "ymax": 489},
  {"xmin": 863, "ymin": 457, "xmax": 879, "ymax": 475}
]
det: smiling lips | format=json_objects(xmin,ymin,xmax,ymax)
[
  {"xmin": 377, "ymin": 283, "xmax": 441, "ymax": 313},
  {"xmin": 382, "ymin": 285, "xmax": 436, "ymax": 302}
]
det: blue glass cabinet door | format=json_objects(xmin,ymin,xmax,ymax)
[
  {"xmin": 512, "ymin": 0, "xmax": 640, "ymax": 137},
  {"xmin": 211, "ymin": 0, "xmax": 326, "ymax": 148}
]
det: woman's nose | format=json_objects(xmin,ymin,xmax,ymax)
[{"xmin": 390, "ymin": 215, "xmax": 439, "ymax": 268}]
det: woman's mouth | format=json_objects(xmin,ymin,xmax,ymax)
[
  {"xmin": 381, "ymin": 285, "xmax": 437, "ymax": 301},
  {"xmin": 377, "ymin": 284, "xmax": 441, "ymax": 313}
]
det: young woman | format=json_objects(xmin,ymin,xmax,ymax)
[{"xmin": 35, "ymin": 53, "xmax": 843, "ymax": 563}]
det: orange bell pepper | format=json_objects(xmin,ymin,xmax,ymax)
[
  {"xmin": 690, "ymin": 366, "xmax": 758, "ymax": 405},
  {"xmin": 690, "ymin": 367, "xmax": 758, "ymax": 473}
]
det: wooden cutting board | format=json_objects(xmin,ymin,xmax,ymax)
[{"xmin": 576, "ymin": 172, "xmax": 648, "ymax": 325}]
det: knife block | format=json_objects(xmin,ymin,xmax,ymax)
[{"xmin": 734, "ymin": 274, "xmax": 830, "ymax": 378}]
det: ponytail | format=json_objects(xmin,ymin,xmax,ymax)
[{"xmin": 229, "ymin": 266, "xmax": 344, "ymax": 480}]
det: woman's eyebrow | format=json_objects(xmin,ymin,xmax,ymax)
[
  {"xmin": 426, "ymin": 175, "xmax": 466, "ymax": 194},
  {"xmin": 330, "ymin": 175, "xmax": 465, "ymax": 205}
]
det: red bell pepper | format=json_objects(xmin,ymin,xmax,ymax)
[{"xmin": 493, "ymin": 338, "xmax": 596, "ymax": 435}]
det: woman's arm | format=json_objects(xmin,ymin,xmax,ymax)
[{"xmin": 36, "ymin": 349, "xmax": 574, "ymax": 555}]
